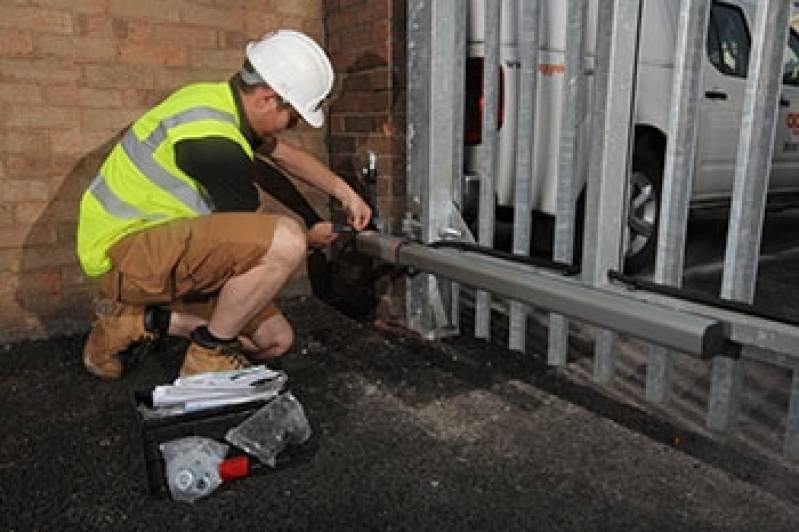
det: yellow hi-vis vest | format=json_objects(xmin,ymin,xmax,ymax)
[{"xmin": 77, "ymin": 82, "xmax": 254, "ymax": 277}]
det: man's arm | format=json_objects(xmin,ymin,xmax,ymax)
[
  {"xmin": 270, "ymin": 139, "xmax": 372, "ymax": 230},
  {"xmin": 252, "ymin": 157, "xmax": 323, "ymax": 229}
]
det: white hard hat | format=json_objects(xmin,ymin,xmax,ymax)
[{"xmin": 245, "ymin": 30, "xmax": 334, "ymax": 128}]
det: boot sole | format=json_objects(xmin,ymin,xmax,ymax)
[{"xmin": 83, "ymin": 350, "xmax": 122, "ymax": 380}]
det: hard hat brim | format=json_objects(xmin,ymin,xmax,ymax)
[{"xmin": 302, "ymin": 108, "xmax": 324, "ymax": 128}]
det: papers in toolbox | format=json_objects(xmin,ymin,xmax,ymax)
[{"xmin": 147, "ymin": 366, "xmax": 287, "ymax": 416}]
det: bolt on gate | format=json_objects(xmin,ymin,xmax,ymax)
[{"xmin": 355, "ymin": 0, "xmax": 799, "ymax": 458}]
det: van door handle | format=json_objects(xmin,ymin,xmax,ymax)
[
  {"xmin": 705, "ymin": 90, "xmax": 728, "ymax": 101},
  {"xmin": 780, "ymin": 97, "xmax": 791, "ymax": 107}
]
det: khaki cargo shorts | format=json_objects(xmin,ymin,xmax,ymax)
[{"xmin": 97, "ymin": 212, "xmax": 286, "ymax": 336}]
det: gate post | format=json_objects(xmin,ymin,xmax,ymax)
[
  {"xmin": 708, "ymin": 0, "xmax": 791, "ymax": 432},
  {"xmin": 580, "ymin": 0, "xmax": 642, "ymax": 383},
  {"xmin": 646, "ymin": 0, "xmax": 711, "ymax": 403},
  {"xmin": 406, "ymin": 0, "xmax": 467, "ymax": 338}
]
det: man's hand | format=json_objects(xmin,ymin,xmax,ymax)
[
  {"xmin": 269, "ymin": 140, "xmax": 372, "ymax": 230},
  {"xmin": 307, "ymin": 222, "xmax": 339, "ymax": 249},
  {"xmin": 341, "ymin": 191, "xmax": 372, "ymax": 231}
]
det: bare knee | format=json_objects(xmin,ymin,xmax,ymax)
[
  {"xmin": 250, "ymin": 320, "xmax": 294, "ymax": 360},
  {"xmin": 261, "ymin": 217, "xmax": 306, "ymax": 270},
  {"xmin": 272, "ymin": 326, "xmax": 294, "ymax": 357}
]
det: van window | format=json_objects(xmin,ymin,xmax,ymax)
[
  {"xmin": 707, "ymin": 3, "xmax": 750, "ymax": 78},
  {"xmin": 784, "ymin": 30, "xmax": 799, "ymax": 86}
]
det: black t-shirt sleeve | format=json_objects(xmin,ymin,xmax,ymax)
[
  {"xmin": 251, "ymin": 157, "xmax": 323, "ymax": 229},
  {"xmin": 174, "ymin": 136, "xmax": 323, "ymax": 228},
  {"xmin": 174, "ymin": 136, "xmax": 259, "ymax": 212}
]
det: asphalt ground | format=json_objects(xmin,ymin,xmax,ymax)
[{"xmin": 1, "ymin": 296, "xmax": 799, "ymax": 532}]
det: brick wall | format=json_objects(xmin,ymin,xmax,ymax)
[
  {"xmin": 324, "ymin": 0, "xmax": 406, "ymax": 319},
  {"xmin": 0, "ymin": 0, "xmax": 327, "ymax": 342}
]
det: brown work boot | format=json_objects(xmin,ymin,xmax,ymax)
[
  {"xmin": 180, "ymin": 341, "xmax": 252, "ymax": 377},
  {"xmin": 83, "ymin": 300, "xmax": 156, "ymax": 380}
]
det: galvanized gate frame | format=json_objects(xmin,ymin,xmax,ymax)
[{"xmin": 364, "ymin": 0, "xmax": 799, "ymax": 458}]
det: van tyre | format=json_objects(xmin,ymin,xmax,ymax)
[{"xmin": 625, "ymin": 142, "xmax": 663, "ymax": 273}]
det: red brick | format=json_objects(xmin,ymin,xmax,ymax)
[
  {"xmin": 44, "ymin": 199, "xmax": 81, "ymax": 223},
  {"xmin": 221, "ymin": 31, "xmax": 250, "ymax": 50},
  {"xmin": 1, "ymin": 270, "xmax": 63, "ymax": 295},
  {"xmin": 0, "ymin": 244, "xmax": 76, "ymax": 272},
  {"xmin": 4, "ymin": 106, "xmax": 80, "ymax": 129},
  {"xmin": 178, "ymin": 3, "xmax": 245, "ymax": 31},
  {"xmin": 5, "ymin": 155, "xmax": 71, "ymax": 180},
  {"xmin": 0, "ymin": 6, "xmax": 74, "ymax": 34},
  {"xmin": 108, "ymin": 0, "xmax": 180, "ymax": 23},
  {"xmin": 0, "ymin": 179, "xmax": 50, "ymax": 203},
  {"xmin": 56, "ymin": 221, "xmax": 77, "ymax": 245},
  {"xmin": 119, "ymin": 43, "xmax": 187, "ymax": 67},
  {"xmin": 154, "ymin": 67, "xmax": 231, "ymax": 90},
  {"xmin": 0, "ymin": 249, "xmax": 20, "ymax": 272},
  {"xmin": 357, "ymin": 135, "xmax": 395, "ymax": 154},
  {"xmin": 0, "ymin": 204, "xmax": 12, "ymax": 227},
  {"xmin": 84, "ymin": 64, "xmax": 157, "ymax": 89},
  {"xmin": 331, "ymin": 90, "xmax": 390, "ymax": 113},
  {"xmin": 50, "ymin": 127, "xmax": 121, "ymax": 155},
  {"xmin": 43, "ymin": 85, "xmax": 123, "ymax": 108},
  {"xmin": 0, "ymin": 130, "xmax": 42, "ymax": 156},
  {"xmin": 244, "ymin": 13, "xmax": 281, "ymax": 37},
  {"xmin": 326, "ymin": 11, "xmax": 352, "ymax": 33},
  {"xmin": 343, "ymin": 68, "xmax": 390, "ymax": 91},
  {"xmin": 81, "ymin": 108, "xmax": 142, "ymax": 131},
  {"xmin": 14, "ymin": 202, "xmax": 48, "ymax": 224},
  {"xmin": 271, "ymin": 0, "xmax": 323, "ymax": 18},
  {"xmin": 0, "ymin": 82, "xmax": 43, "ymax": 104},
  {"xmin": 303, "ymin": 20, "xmax": 325, "ymax": 44},
  {"xmin": 36, "ymin": 0, "xmax": 107, "ymax": 14},
  {"xmin": 61, "ymin": 263, "xmax": 91, "ymax": 290},
  {"xmin": 0, "ymin": 58, "xmax": 81, "ymax": 83},
  {"xmin": 75, "ymin": 14, "xmax": 117, "ymax": 38},
  {"xmin": 153, "ymin": 24, "xmax": 219, "ymax": 49},
  {"xmin": 0, "ymin": 223, "xmax": 56, "ymax": 249},
  {"xmin": 0, "ymin": 29, "xmax": 34, "ymax": 57},
  {"xmin": 189, "ymin": 48, "xmax": 242, "ymax": 70},
  {"xmin": 37, "ymin": 35, "xmax": 118, "ymax": 63},
  {"xmin": 121, "ymin": 88, "xmax": 170, "ymax": 108},
  {"xmin": 343, "ymin": 115, "xmax": 377, "ymax": 133},
  {"xmin": 356, "ymin": 1, "xmax": 389, "ymax": 24}
]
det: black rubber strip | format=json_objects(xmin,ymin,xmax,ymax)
[{"xmin": 607, "ymin": 270, "xmax": 798, "ymax": 327}]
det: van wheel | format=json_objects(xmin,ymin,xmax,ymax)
[{"xmin": 624, "ymin": 143, "xmax": 663, "ymax": 273}]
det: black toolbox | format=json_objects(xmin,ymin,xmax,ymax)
[
  {"xmin": 134, "ymin": 388, "xmax": 269, "ymax": 498},
  {"xmin": 133, "ymin": 388, "xmax": 316, "ymax": 498}
]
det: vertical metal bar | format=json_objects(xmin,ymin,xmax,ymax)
[
  {"xmin": 646, "ymin": 0, "xmax": 711, "ymax": 403},
  {"xmin": 406, "ymin": 0, "xmax": 432, "ymax": 334},
  {"xmin": 581, "ymin": 0, "xmax": 613, "ymax": 281},
  {"xmin": 580, "ymin": 0, "xmax": 642, "ymax": 382},
  {"xmin": 708, "ymin": 355, "xmax": 745, "ymax": 432},
  {"xmin": 548, "ymin": 0, "xmax": 588, "ymax": 365},
  {"xmin": 475, "ymin": 0, "xmax": 501, "ymax": 340},
  {"xmin": 406, "ymin": 0, "xmax": 467, "ymax": 337},
  {"xmin": 582, "ymin": 0, "xmax": 641, "ymax": 286},
  {"xmin": 509, "ymin": 0, "xmax": 540, "ymax": 352},
  {"xmin": 708, "ymin": 0, "xmax": 791, "ymax": 432},
  {"xmin": 785, "ymin": 369, "xmax": 799, "ymax": 458},
  {"xmin": 594, "ymin": 329, "xmax": 618, "ymax": 383}
]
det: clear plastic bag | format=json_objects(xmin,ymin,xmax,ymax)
[
  {"xmin": 224, "ymin": 392, "xmax": 311, "ymax": 467},
  {"xmin": 159, "ymin": 436, "xmax": 228, "ymax": 503}
]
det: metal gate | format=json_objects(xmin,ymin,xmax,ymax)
[{"xmin": 355, "ymin": 0, "xmax": 799, "ymax": 458}]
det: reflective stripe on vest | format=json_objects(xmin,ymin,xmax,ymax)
[
  {"xmin": 88, "ymin": 106, "xmax": 238, "ymax": 218},
  {"xmin": 88, "ymin": 173, "xmax": 164, "ymax": 221}
]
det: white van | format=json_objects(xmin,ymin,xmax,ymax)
[{"xmin": 464, "ymin": 0, "xmax": 799, "ymax": 271}]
